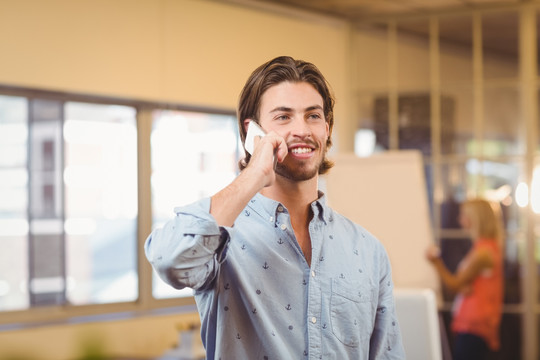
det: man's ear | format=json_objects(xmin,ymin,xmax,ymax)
[{"xmin": 325, "ymin": 121, "xmax": 330, "ymax": 138}]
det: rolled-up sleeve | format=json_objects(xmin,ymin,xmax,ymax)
[{"xmin": 144, "ymin": 197, "xmax": 230, "ymax": 291}]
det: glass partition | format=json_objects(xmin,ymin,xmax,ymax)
[
  {"xmin": 440, "ymin": 15, "xmax": 473, "ymax": 86},
  {"xmin": 482, "ymin": 12, "xmax": 519, "ymax": 80},
  {"xmin": 483, "ymin": 85, "xmax": 524, "ymax": 156}
]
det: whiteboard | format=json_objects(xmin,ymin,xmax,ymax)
[{"xmin": 323, "ymin": 150, "xmax": 439, "ymax": 291}]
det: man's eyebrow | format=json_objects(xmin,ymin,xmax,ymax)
[
  {"xmin": 305, "ymin": 105, "xmax": 324, "ymax": 112},
  {"xmin": 269, "ymin": 105, "xmax": 323, "ymax": 113},
  {"xmin": 269, "ymin": 106, "xmax": 293, "ymax": 113}
]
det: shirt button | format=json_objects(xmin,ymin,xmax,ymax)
[
  {"xmin": 269, "ymin": 216, "xmax": 273, "ymax": 222},
  {"xmin": 280, "ymin": 224, "xmax": 287, "ymax": 230},
  {"xmin": 311, "ymin": 317, "xmax": 317, "ymax": 324},
  {"xmin": 311, "ymin": 271, "xmax": 316, "ymax": 277},
  {"xmin": 277, "ymin": 205, "xmax": 284, "ymax": 212}
]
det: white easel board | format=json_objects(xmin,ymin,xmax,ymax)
[
  {"xmin": 394, "ymin": 288, "xmax": 443, "ymax": 360},
  {"xmin": 323, "ymin": 151, "xmax": 438, "ymax": 291}
]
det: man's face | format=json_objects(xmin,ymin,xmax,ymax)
[{"xmin": 257, "ymin": 81, "xmax": 329, "ymax": 182}]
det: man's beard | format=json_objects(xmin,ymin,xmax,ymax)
[{"xmin": 274, "ymin": 149, "xmax": 325, "ymax": 182}]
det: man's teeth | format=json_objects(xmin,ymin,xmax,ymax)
[{"xmin": 291, "ymin": 147, "xmax": 312, "ymax": 154}]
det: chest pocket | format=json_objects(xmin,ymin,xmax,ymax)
[{"xmin": 330, "ymin": 278, "xmax": 374, "ymax": 347}]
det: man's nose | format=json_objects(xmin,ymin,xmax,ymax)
[{"xmin": 290, "ymin": 118, "xmax": 311, "ymax": 138}]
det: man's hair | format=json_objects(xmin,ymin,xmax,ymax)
[{"xmin": 237, "ymin": 56, "xmax": 335, "ymax": 174}]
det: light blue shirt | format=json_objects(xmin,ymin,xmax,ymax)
[{"xmin": 145, "ymin": 192, "xmax": 405, "ymax": 360}]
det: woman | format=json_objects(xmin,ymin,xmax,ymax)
[{"xmin": 426, "ymin": 198, "xmax": 504, "ymax": 360}]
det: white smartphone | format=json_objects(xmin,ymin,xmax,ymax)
[{"xmin": 244, "ymin": 121, "xmax": 267, "ymax": 155}]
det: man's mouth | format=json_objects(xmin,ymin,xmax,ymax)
[{"xmin": 290, "ymin": 147, "xmax": 313, "ymax": 155}]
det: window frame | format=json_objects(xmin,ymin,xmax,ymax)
[{"xmin": 0, "ymin": 85, "xmax": 237, "ymax": 327}]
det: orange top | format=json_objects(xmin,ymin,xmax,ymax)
[{"xmin": 451, "ymin": 238, "xmax": 504, "ymax": 350}]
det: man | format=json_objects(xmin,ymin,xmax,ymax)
[{"xmin": 145, "ymin": 56, "xmax": 405, "ymax": 359}]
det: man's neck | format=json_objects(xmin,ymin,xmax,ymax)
[
  {"xmin": 261, "ymin": 175, "xmax": 318, "ymax": 266},
  {"xmin": 260, "ymin": 175, "xmax": 319, "ymax": 220}
]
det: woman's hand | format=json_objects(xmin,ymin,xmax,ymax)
[{"xmin": 425, "ymin": 244, "xmax": 441, "ymax": 264}]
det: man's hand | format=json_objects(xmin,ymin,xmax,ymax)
[
  {"xmin": 246, "ymin": 131, "xmax": 288, "ymax": 188},
  {"xmin": 209, "ymin": 131, "xmax": 287, "ymax": 227}
]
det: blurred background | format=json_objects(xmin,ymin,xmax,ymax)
[{"xmin": 0, "ymin": 0, "xmax": 540, "ymax": 359}]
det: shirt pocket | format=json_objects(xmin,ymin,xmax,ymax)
[{"xmin": 330, "ymin": 278, "xmax": 374, "ymax": 347}]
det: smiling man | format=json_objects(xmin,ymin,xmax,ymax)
[{"xmin": 145, "ymin": 56, "xmax": 405, "ymax": 359}]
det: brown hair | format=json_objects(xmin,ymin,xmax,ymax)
[{"xmin": 237, "ymin": 56, "xmax": 335, "ymax": 173}]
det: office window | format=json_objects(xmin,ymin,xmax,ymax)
[
  {"xmin": 150, "ymin": 109, "xmax": 240, "ymax": 299},
  {"xmin": 0, "ymin": 97, "xmax": 138, "ymax": 311},
  {"xmin": 28, "ymin": 99, "xmax": 64, "ymax": 306},
  {"xmin": 0, "ymin": 95, "xmax": 29, "ymax": 311},
  {"xmin": 64, "ymin": 102, "xmax": 138, "ymax": 305}
]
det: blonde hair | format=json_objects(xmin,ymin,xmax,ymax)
[{"xmin": 461, "ymin": 198, "xmax": 505, "ymax": 245}]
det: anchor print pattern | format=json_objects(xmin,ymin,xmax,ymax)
[{"xmin": 206, "ymin": 198, "xmax": 398, "ymax": 359}]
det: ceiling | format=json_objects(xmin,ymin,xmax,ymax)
[
  {"xmin": 218, "ymin": 0, "xmax": 526, "ymax": 59},
  {"xmin": 219, "ymin": 0, "xmax": 525, "ymax": 21}
]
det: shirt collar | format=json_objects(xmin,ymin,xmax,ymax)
[{"xmin": 249, "ymin": 191, "xmax": 331, "ymax": 226}]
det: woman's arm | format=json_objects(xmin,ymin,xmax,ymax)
[{"xmin": 426, "ymin": 245, "xmax": 494, "ymax": 293}]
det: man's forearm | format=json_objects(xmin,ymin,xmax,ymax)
[{"xmin": 210, "ymin": 168, "xmax": 265, "ymax": 227}]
